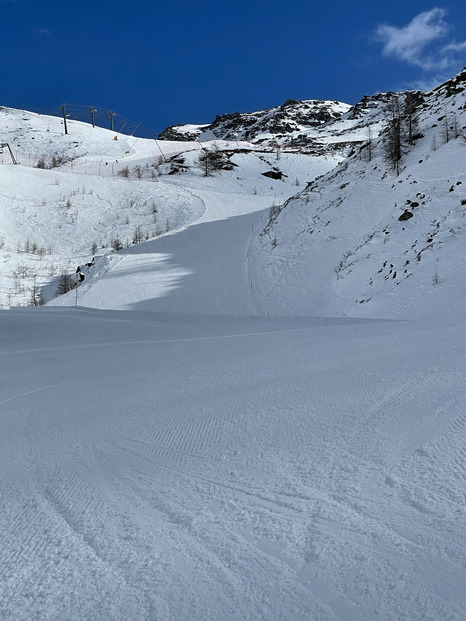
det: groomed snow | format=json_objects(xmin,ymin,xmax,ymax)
[{"xmin": 1, "ymin": 309, "xmax": 465, "ymax": 620}]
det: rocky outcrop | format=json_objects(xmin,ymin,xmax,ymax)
[{"xmin": 158, "ymin": 99, "xmax": 351, "ymax": 143}]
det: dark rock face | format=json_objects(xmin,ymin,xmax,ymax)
[
  {"xmin": 158, "ymin": 99, "xmax": 348, "ymax": 142},
  {"xmin": 262, "ymin": 170, "xmax": 283, "ymax": 180},
  {"xmin": 158, "ymin": 125, "xmax": 201, "ymax": 141},
  {"xmin": 208, "ymin": 100, "xmax": 347, "ymax": 141},
  {"xmin": 345, "ymin": 93, "xmax": 395, "ymax": 120},
  {"xmin": 433, "ymin": 67, "xmax": 466, "ymax": 97}
]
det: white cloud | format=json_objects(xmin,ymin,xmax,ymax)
[
  {"xmin": 375, "ymin": 8, "xmax": 466, "ymax": 72},
  {"xmin": 443, "ymin": 40, "xmax": 466, "ymax": 53},
  {"xmin": 35, "ymin": 28, "xmax": 51, "ymax": 36},
  {"xmin": 400, "ymin": 76, "xmax": 444, "ymax": 92}
]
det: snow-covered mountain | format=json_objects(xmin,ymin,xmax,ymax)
[
  {"xmin": 158, "ymin": 96, "xmax": 393, "ymax": 154},
  {"xmin": 0, "ymin": 103, "xmax": 344, "ymax": 309},
  {"xmin": 1, "ymin": 69, "xmax": 466, "ymax": 621},
  {"xmin": 251, "ymin": 68, "xmax": 466, "ymax": 320},
  {"xmin": 159, "ymin": 98, "xmax": 350, "ymax": 142},
  {"xmin": 2, "ymin": 68, "xmax": 465, "ymax": 319}
]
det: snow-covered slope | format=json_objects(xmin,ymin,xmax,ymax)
[
  {"xmin": 0, "ymin": 104, "xmax": 341, "ymax": 309},
  {"xmin": 46, "ymin": 148, "xmax": 337, "ymax": 312},
  {"xmin": 251, "ymin": 69, "xmax": 466, "ymax": 320},
  {"xmin": 0, "ymin": 106, "xmax": 211, "ymax": 308},
  {"xmin": 1, "ymin": 307, "xmax": 465, "ymax": 621},
  {"xmin": 2, "ymin": 71, "xmax": 466, "ymax": 319}
]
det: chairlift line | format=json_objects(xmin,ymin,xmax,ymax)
[
  {"xmin": 131, "ymin": 122, "xmax": 141, "ymax": 136},
  {"xmin": 26, "ymin": 101, "xmax": 162, "ymax": 141}
]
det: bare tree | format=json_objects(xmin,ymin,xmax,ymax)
[
  {"xmin": 195, "ymin": 143, "xmax": 226, "ymax": 176},
  {"xmin": 111, "ymin": 235, "xmax": 123, "ymax": 251},
  {"xmin": 366, "ymin": 125, "xmax": 372, "ymax": 162},
  {"xmin": 452, "ymin": 112, "xmax": 461, "ymax": 139},
  {"xmin": 56, "ymin": 273, "xmax": 73, "ymax": 296},
  {"xmin": 30, "ymin": 275, "xmax": 43, "ymax": 306},
  {"xmin": 404, "ymin": 92, "xmax": 419, "ymax": 146},
  {"xmin": 196, "ymin": 148, "xmax": 214, "ymax": 177},
  {"xmin": 444, "ymin": 110, "xmax": 450, "ymax": 144},
  {"xmin": 383, "ymin": 96, "xmax": 402, "ymax": 175},
  {"xmin": 132, "ymin": 225, "xmax": 143, "ymax": 244}
]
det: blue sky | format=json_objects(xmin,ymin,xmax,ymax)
[{"xmin": 1, "ymin": 0, "xmax": 466, "ymax": 135}]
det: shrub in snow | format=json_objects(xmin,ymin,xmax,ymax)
[{"xmin": 111, "ymin": 236, "xmax": 123, "ymax": 251}]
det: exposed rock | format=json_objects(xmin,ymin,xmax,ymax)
[
  {"xmin": 262, "ymin": 170, "xmax": 283, "ymax": 180},
  {"xmin": 398, "ymin": 210, "xmax": 414, "ymax": 221},
  {"xmin": 158, "ymin": 99, "xmax": 351, "ymax": 143},
  {"xmin": 158, "ymin": 125, "xmax": 202, "ymax": 141}
]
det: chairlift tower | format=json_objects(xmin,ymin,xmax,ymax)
[
  {"xmin": 0, "ymin": 143, "xmax": 18, "ymax": 164},
  {"xmin": 89, "ymin": 107, "xmax": 97, "ymax": 128},
  {"xmin": 60, "ymin": 103, "xmax": 68, "ymax": 135},
  {"xmin": 108, "ymin": 111, "xmax": 116, "ymax": 132}
]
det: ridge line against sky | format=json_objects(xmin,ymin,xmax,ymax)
[{"xmin": 1, "ymin": 1, "xmax": 465, "ymax": 133}]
